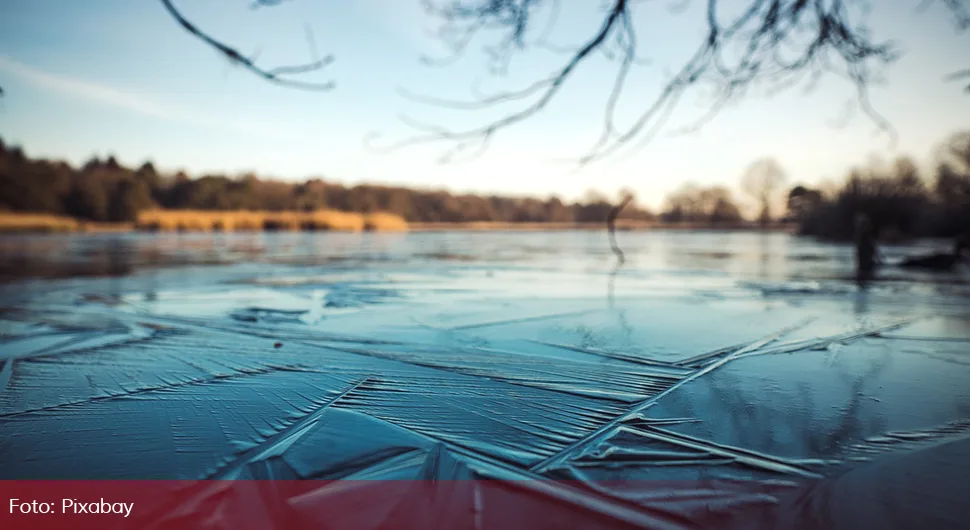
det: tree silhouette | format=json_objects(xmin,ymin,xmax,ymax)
[
  {"xmin": 785, "ymin": 131, "xmax": 970, "ymax": 240},
  {"xmin": 0, "ymin": 137, "xmax": 658, "ymax": 224},
  {"xmin": 932, "ymin": 130, "xmax": 970, "ymax": 235},
  {"xmin": 661, "ymin": 183, "xmax": 743, "ymax": 223},
  {"xmin": 787, "ymin": 185, "xmax": 823, "ymax": 222},
  {"xmin": 111, "ymin": 179, "xmax": 155, "ymax": 223},
  {"xmin": 741, "ymin": 158, "xmax": 788, "ymax": 225}
]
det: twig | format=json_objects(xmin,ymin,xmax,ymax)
[
  {"xmin": 160, "ymin": 0, "xmax": 335, "ymax": 91},
  {"xmin": 607, "ymin": 193, "xmax": 634, "ymax": 308},
  {"xmin": 946, "ymin": 68, "xmax": 970, "ymax": 92},
  {"xmin": 607, "ymin": 194, "xmax": 634, "ymax": 264}
]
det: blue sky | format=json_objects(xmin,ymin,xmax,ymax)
[{"xmin": 1, "ymin": 0, "xmax": 968, "ymax": 211}]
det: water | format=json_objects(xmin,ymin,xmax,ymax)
[{"xmin": 1, "ymin": 231, "xmax": 968, "ymax": 526}]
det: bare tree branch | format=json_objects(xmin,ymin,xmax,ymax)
[
  {"xmin": 607, "ymin": 193, "xmax": 634, "ymax": 264},
  {"xmin": 919, "ymin": 0, "xmax": 970, "ymax": 91},
  {"xmin": 606, "ymin": 192, "xmax": 633, "ymax": 308},
  {"xmin": 251, "ymin": 0, "xmax": 288, "ymax": 8},
  {"xmin": 159, "ymin": 0, "xmax": 963, "ymax": 161},
  {"xmin": 419, "ymin": 16, "xmax": 488, "ymax": 68},
  {"xmin": 374, "ymin": 0, "xmax": 916, "ymax": 164},
  {"xmin": 939, "ymin": 0, "xmax": 970, "ymax": 29},
  {"xmin": 368, "ymin": 0, "xmax": 632, "ymax": 162},
  {"xmin": 160, "ymin": 0, "xmax": 335, "ymax": 91},
  {"xmin": 947, "ymin": 68, "xmax": 970, "ymax": 92}
]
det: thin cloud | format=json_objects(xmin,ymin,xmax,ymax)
[{"xmin": 0, "ymin": 55, "xmax": 278, "ymax": 138}]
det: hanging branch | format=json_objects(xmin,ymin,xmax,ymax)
[
  {"xmin": 947, "ymin": 68, "xmax": 970, "ymax": 92},
  {"xmin": 160, "ymin": 0, "xmax": 335, "ymax": 91},
  {"xmin": 370, "ymin": 0, "xmax": 909, "ymax": 164},
  {"xmin": 919, "ymin": 0, "xmax": 970, "ymax": 91}
]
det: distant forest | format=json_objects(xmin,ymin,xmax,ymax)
[
  {"xmin": 2, "ymin": 131, "xmax": 968, "ymax": 239},
  {"xmin": 788, "ymin": 131, "xmax": 970, "ymax": 240},
  {"xmin": 0, "ymin": 137, "xmax": 655, "ymax": 225}
]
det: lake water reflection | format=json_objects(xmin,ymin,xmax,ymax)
[{"xmin": 2, "ymin": 230, "xmax": 968, "ymax": 308}]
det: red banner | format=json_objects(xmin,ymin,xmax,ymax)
[{"xmin": 0, "ymin": 480, "xmax": 798, "ymax": 530}]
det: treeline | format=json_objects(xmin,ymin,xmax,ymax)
[
  {"xmin": 0, "ymin": 138, "xmax": 656, "ymax": 224},
  {"xmin": 8, "ymin": 130, "xmax": 964, "ymax": 237},
  {"xmin": 658, "ymin": 184, "xmax": 745, "ymax": 224},
  {"xmin": 787, "ymin": 131, "xmax": 970, "ymax": 241}
]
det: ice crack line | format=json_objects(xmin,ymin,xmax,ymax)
[
  {"xmin": 316, "ymin": 411, "xmax": 691, "ymax": 530},
  {"xmin": 528, "ymin": 319, "xmax": 816, "ymax": 474},
  {"xmin": 618, "ymin": 425, "xmax": 825, "ymax": 479},
  {"xmin": 0, "ymin": 362, "xmax": 314, "ymax": 419},
  {"xmin": 0, "ymin": 360, "xmax": 13, "ymax": 394},
  {"xmin": 205, "ymin": 378, "xmax": 369, "ymax": 479}
]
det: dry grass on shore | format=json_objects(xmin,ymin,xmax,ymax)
[
  {"xmin": 0, "ymin": 210, "xmax": 409, "ymax": 233},
  {"xmin": 135, "ymin": 209, "xmax": 408, "ymax": 232},
  {"xmin": 0, "ymin": 213, "xmax": 79, "ymax": 232},
  {"xmin": 0, "ymin": 213, "xmax": 133, "ymax": 233}
]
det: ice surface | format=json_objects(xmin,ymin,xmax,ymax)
[{"xmin": 1, "ymin": 231, "xmax": 968, "ymax": 527}]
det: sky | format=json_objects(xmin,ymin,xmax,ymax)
[{"xmin": 0, "ymin": 0, "xmax": 968, "ymax": 212}]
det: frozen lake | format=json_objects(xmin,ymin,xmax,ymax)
[{"xmin": 1, "ymin": 230, "xmax": 969, "ymax": 527}]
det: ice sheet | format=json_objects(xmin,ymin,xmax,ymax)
[{"xmin": 2, "ymin": 231, "xmax": 968, "ymax": 527}]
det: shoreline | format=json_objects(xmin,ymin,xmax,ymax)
[
  {"xmin": 408, "ymin": 221, "xmax": 797, "ymax": 232},
  {"xmin": 0, "ymin": 213, "xmax": 797, "ymax": 234}
]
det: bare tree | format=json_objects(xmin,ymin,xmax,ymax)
[
  {"xmin": 662, "ymin": 182, "xmax": 742, "ymax": 223},
  {"xmin": 936, "ymin": 130, "xmax": 970, "ymax": 174},
  {"xmin": 741, "ymin": 157, "xmax": 788, "ymax": 225},
  {"xmin": 934, "ymin": 131, "xmax": 970, "ymax": 207}
]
